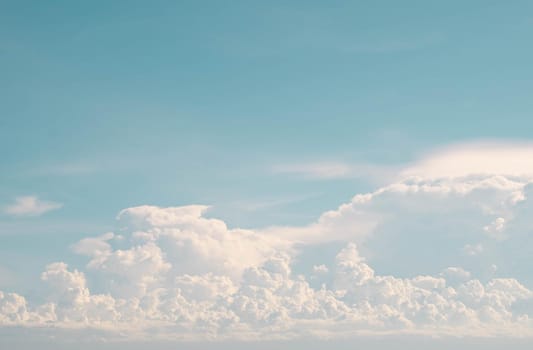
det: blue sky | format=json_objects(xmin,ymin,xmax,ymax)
[{"xmin": 2, "ymin": 1, "xmax": 533, "ymax": 348}]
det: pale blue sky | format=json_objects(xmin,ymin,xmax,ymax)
[
  {"xmin": 1, "ymin": 1, "xmax": 533, "ymax": 347},
  {"xmin": 2, "ymin": 0, "xmax": 533, "ymax": 229}
]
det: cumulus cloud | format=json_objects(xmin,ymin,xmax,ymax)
[
  {"xmin": 1, "ymin": 199, "xmax": 533, "ymax": 339},
  {"xmin": 1, "ymin": 239, "xmax": 532, "ymax": 339},
  {"xmin": 114, "ymin": 205, "xmax": 291, "ymax": 281},
  {"xmin": 4, "ymin": 196, "xmax": 62, "ymax": 217},
  {"xmin": 263, "ymin": 173, "xmax": 533, "ymax": 284},
  {"xmin": 2, "ymin": 142, "xmax": 533, "ymax": 340},
  {"xmin": 72, "ymin": 232, "xmax": 115, "ymax": 256}
]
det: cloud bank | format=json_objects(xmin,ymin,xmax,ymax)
[{"xmin": 2, "ymin": 142, "xmax": 533, "ymax": 341}]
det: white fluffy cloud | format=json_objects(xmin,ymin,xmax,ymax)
[
  {"xmin": 1, "ymin": 239, "xmax": 532, "ymax": 339},
  {"xmin": 116, "ymin": 205, "xmax": 290, "ymax": 280},
  {"xmin": 265, "ymin": 173, "xmax": 533, "ymax": 284},
  {"xmin": 2, "ymin": 143, "xmax": 533, "ymax": 340},
  {"xmin": 3, "ymin": 196, "xmax": 62, "ymax": 217}
]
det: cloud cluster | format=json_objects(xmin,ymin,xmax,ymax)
[
  {"xmin": 2, "ymin": 143, "xmax": 533, "ymax": 340},
  {"xmin": 266, "ymin": 173, "xmax": 533, "ymax": 283},
  {"xmin": 0, "ymin": 196, "xmax": 532, "ymax": 339},
  {"xmin": 0, "ymin": 234, "xmax": 531, "ymax": 339}
]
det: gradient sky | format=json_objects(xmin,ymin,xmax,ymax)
[{"xmin": 2, "ymin": 1, "xmax": 533, "ymax": 348}]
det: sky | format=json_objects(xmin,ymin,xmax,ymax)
[{"xmin": 2, "ymin": 1, "xmax": 533, "ymax": 348}]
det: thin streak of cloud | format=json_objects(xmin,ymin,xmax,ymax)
[
  {"xmin": 272, "ymin": 162, "xmax": 352, "ymax": 179},
  {"xmin": 271, "ymin": 161, "xmax": 398, "ymax": 182},
  {"xmin": 4, "ymin": 196, "xmax": 62, "ymax": 217},
  {"xmin": 224, "ymin": 193, "xmax": 321, "ymax": 212}
]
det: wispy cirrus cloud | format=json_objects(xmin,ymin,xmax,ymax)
[
  {"xmin": 223, "ymin": 193, "xmax": 319, "ymax": 212},
  {"xmin": 272, "ymin": 162, "xmax": 353, "ymax": 179},
  {"xmin": 4, "ymin": 196, "xmax": 62, "ymax": 217},
  {"xmin": 271, "ymin": 161, "xmax": 397, "ymax": 181},
  {"xmin": 274, "ymin": 140, "xmax": 533, "ymax": 182}
]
